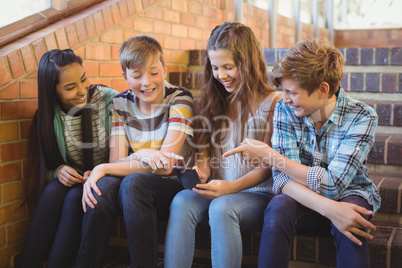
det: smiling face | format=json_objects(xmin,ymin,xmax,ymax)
[
  {"xmin": 208, "ymin": 49, "xmax": 239, "ymax": 93},
  {"xmin": 123, "ymin": 54, "xmax": 167, "ymax": 114},
  {"xmin": 280, "ymin": 78, "xmax": 324, "ymax": 118},
  {"xmin": 55, "ymin": 62, "xmax": 90, "ymax": 111}
]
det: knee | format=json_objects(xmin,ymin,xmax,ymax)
[
  {"xmin": 170, "ymin": 190, "xmax": 198, "ymax": 213},
  {"xmin": 40, "ymin": 180, "xmax": 64, "ymax": 201},
  {"xmin": 209, "ymin": 196, "xmax": 237, "ymax": 222},
  {"xmin": 118, "ymin": 173, "xmax": 149, "ymax": 201},
  {"xmin": 91, "ymin": 176, "xmax": 121, "ymax": 209},
  {"xmin": 263, "ymin": 195, "xmax": 298, "ymax": 227}
]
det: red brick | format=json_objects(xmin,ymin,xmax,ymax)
[
  {"xmin": 0, "ymin": 242, "xmax": 24, "ymax": 268},
  {"xmin": 86, "ymin": 45, "xmax": 111, "ymax": 60},
  {"xmin": 93, "ymin": 11, "xmax": 106, "ymax": 34},
  {"xmin": 20, "ymin": 120, "xmax": 32, "ymax": 139},
  {"xmin": 1, "ymin": 141, "xmax": 29, "ymax": 162},
  {"xmin": 134, "ymin": 0, "xmax": 143, "ymax": 13},
  {"xmin": 110, "ymin": 3, "xmax": 122, "ymax": 24},
  {"xmin": 163, "ymin": 10, "xmax": 181, "ymax": 24},
  {"xmin": 0, "ymin": 100, "xmax": 37, "ymax": 120},
  {"xmin": 172, "ymin": 51, "xmax": 188, "ymax": 64},
  {"xmin": 65, "ymin": 24, "xmax": 79, "ymax": 48},
  {"xmin": 45, "ymin": 33, "xmax": 58, "ymax": 50},
  {"xmin": 144, "ymin": 7, "xmax": 163, "ymax": 20},
  {"xmin": 7, "ymin": 219, "xmax": 29, "ymax": 243},
  {"xmin": 100, "ymin": 62, "xmax": 123, "ymax": 77},
  {"xmin": 0, "ymin": 82, "xmax": 18, "ymax": 100},
  {"xmin": 120, "ymin": 18, "xmax": 134, "ymax": 29},
  {"xmin": 3, "ymin": 181, "xmax": 26, "ymax": 202},
  {"xmin": 102, "ymin": 7, "xmax": 114, "ymax": 29},
  {"xmin": 164, "ymin": 36, "xmax": 177, "ymax": 50},
  {"xmin": 172, "ymin": 24, "xmax": 188, "ymax": 38},
  {"xmin": 196, "ymin": 16, "xmax": 209, "ymax": 28},
  {"xmin": 154, "ymin": 21, "xmax": 172, "ymax": 35},
  {"xmin": 85, "ymin": 16, "xmax": 97, "ymax": 38},
  {"xmin": 180, "ymin": 39, "xmax": 196, "ymax": 50},
  {"xmin": 126, "ymin": 0, "xmax": 136, "ymax": 15},
  {"xmin": 74, "ymin": 46, "xmax": 85, "ymax": 59},
  {"xmin": 181, "ymin": 13, "xmax": 197, "ymax": 26},
  {"xmin": 111, "ymin": 46, "xmax": 120, "ymax": 60},
  {"xmin": 0, "ymin": 201, "xmax": 25, "ymax": 225},
  {"xmin": 123, "ymin": 31, "xmax": 142, "ymax": 42},
  {"xmin": 54, "ymin": 28, "xmax": 70, "ymax": 50},
  {"xmin": 75, "ymin": 19, "xmax": 88, "ymax": 43},
  {"xmin": 0, "ymin": 227, "xmax": 4, "ymax": 247},
  {"xmin": 7, "ymin": 51, "xmax": 24, "ymax": 79},
  {"xmin": 32, "ymin": 39, "xmax": 47, "ymax": 65},
  {"xmin": 188, "ymin": 26, "xmax": 203, "ymax": 40},
  {"xmin": 20, "ymin": 45, "xmax": 36, "ymax": 72},
  {"xmin": 90, "ymin": 78, "xmax": 112, "ymax": 87},
  {"xmin": 188, "ymin": 1, "xmax": 202, "ymax": 14},
  {"xmin": 82, "ymin": 62, "xmax": 99, "ymax": 77},
  {"xmin": 0, "ymin": 122, "xmax": 19, "ymax": 142},
  {"xmin": 172, "ymin": 0, "xmax": 187, "ymax": 12},
  {"xmin": 0, "ymin": 56, "xmax": 12, "ymax": 86},
  {"xmin": 111, "ymin": 78, "xmax": 128, "ymax": 92},
  {"xmin": 133, "ymin": 18, "xmax": 154, "ymax": 33},
  {"xmin": 19, "ymin": 80, "xmax": 38, "ymax": 99},
  {"xmin": 100, "ymin": 29, "xmax": 124, "ymax": 44},
  {"xmin": 119, "ymin": 0, "xmax": 129, "ymax": 20}
]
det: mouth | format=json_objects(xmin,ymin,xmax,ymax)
[
  {"xmin": 220, "ymin": 80, "xmax": 234, "ymax": 88},
  {"xmin": 75, "ymin": 95, "xmax": 87, "ymax": 102},
  {"xmin": 140, "ymin": 88, "xmax": 156, "ymax": 94}
]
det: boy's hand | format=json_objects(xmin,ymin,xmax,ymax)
[
  {"xmin": 136, "ymin": 149, "xmax": 182, "ymax": 172},
  {"xmin": 82, "ymin": 164, "xmax": 106, "ymax": 213},
  {"xmin": 57, "ymin": 165, "xmax": 83, "ymax": 186},
  {"xmin": 193, "ymin": 180, "xmax": 235, "ymax": 199},
  {"xmin": 82, "ymin": 170, "xmax": 91, "ymax": 183},
  {"xmin": 223, "ymin": 138, "xmax": 272, "ymax": 165},
  {"xmin": 325, "ymin": 201, "xmax": 376, "ymax": 246}
]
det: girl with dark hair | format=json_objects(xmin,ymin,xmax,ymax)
[
  {"xmin": 164, "ymin": 22, "xmax": 282, "ymax": 267},
  {"xmin": 21, "ymin": 49, "xmax": 118, "ymax": 268}
]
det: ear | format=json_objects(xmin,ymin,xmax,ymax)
[
  {"xmin": 163, "ymin": 64, "xmax": 168, "ymax": 79},
  {"xmin": 122, "ymin": 70, "xmax": 127, "ymax": 81},
  {"xmin": 318, "ymin": 82, "xmax": 330, "ymax": 99}
]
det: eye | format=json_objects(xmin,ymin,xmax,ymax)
[
  {"xmin": 81, "ymin": 77, "xmax": 87, "ymax": 83},
  {"xmin": 65, "ymin": 86, "xmax": 75, "ymax": 91},
  {"xmin": 225, "ymin": 66, "xmax": 233, "ymax": 70},
  {"xmin": 151, "ymin": 72, "xmax": 158, "ymax": 76}
]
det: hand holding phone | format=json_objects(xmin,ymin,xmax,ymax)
[{"xmin": 173, "ymin": 166, "xmax": 201, "ymax": 189}]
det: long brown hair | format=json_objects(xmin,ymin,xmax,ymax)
[
  {"xmin": 194, "ymin": 22, "xmax": 275, "ymax": 158},
  {"xmin": 27, "ymin": 49, "xmax": 96, "ymax": 205}
]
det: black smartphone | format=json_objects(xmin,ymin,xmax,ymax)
[{"xmin": 173, "ymin": 166, "xmax": 201, "ymax": 189}]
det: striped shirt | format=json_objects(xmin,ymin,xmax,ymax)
[
  {"xmin": 59, "ymin": 87, "xmax": 110, "ymax": 174},
  {"xmin": 272, "ymin": 88, "xmax": 381, "ymax": 213},
  {"xmin": 111, "ymin": 81, "xmax": 193, "ymax": 152}
]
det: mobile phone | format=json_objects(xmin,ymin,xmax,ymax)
[{"xmin": 173, "ymin": 166, "xmax": 201, "ymax": 189}]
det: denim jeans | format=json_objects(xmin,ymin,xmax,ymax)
[
  {"xmin": 21, "ymin": 180, "xmax": 83, "ymax": 268},
  {"xmin": 258, "ymin": 194, "xmax": 372, "ymax": 268},
  {"xmin": 164, "ymin": 189, "xmax": 273, "ymax": 268},
  {"xmin": 75, "ymin": 173, "xmax": 183, "ymax": 268}
]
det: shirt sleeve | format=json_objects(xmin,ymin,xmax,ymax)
[
  {"xmin": 271, "ymin": 101, "xmax": 303, "ymax": 194},
  {"xmin": 309, "ymin": 112, "xmax": 378, "ymax": 199},
  {"xmin": 167, "ymin": 89, "xmax": 194, "ymax": 137},
  {"xmin": 110, "ymin": 98, "xmax": 126, "ymax": 137}
]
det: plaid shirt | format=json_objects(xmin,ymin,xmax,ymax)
[{"xmin": 272, "ymin": 88, "xmax": 381, "ymax": 213}]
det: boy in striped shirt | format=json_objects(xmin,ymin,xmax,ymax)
[{"xmin": 76, "ymin": 35, "xmax": 193, "ymax": 267}]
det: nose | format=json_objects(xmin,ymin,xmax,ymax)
[
  {"xmin": 217, "ymin": 68, "xmax": 227, "ymax": 80},
  {"xmin": 141, "ymin": 74, "xmax": 151, "ymax": 86},
  {"xmin": 77, "ymin": 82, "xmax": 88, "ymax": 95},
  {"xmin": 283, "ymin": 92, "xmax": 291, "ymax": 104}
]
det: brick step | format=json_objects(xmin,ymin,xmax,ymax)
[{"xmin": 368, "ymin": 134, "xmax": 402, "ymax": 168}]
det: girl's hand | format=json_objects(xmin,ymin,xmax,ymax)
[
  {"xmin": 57, "ymin": 165, "xmax": 83, "ymax": 186},
  {"xmin": 82, "ymin": 170, "xmax": 91, "ymax": 183},
  {"xmin": 82, "ymin": 164, "xmax": 106, "ymax": 213},
  {"xmin": 192, "ymin": 166, "xmax": 209, "ymax": 183},
  {"xmin": 324, "ymin": 200, "xmax": 376, "ymax": 246},
  {"xmin": 192, "ymin": 180, "xmax": 235, "ymax": 199},
  {"xmin": 223, "ymin": 138, "xmax": 272, "ymax": 165}
]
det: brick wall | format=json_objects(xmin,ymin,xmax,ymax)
[
  {"xmin": 0, "ymin": 0, "xmax": 328, "ymax": 267},
  {"xmin": 335, "ymin": 28, "xmax": 402, "ymax": 48}
]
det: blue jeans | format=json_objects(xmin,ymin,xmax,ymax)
[
  {"xmin": 21, "ymin": 180, "xmax": 83, "ymax": 268},
  {"xmin": 164, "ymin": 189, "xmax": 273, "ymax": 268},
  {"xmin": 75, "ymin": 173, "xmax": 183, "ymax": 268},
  {"xmin": 258, "ymin": 194, "xmax": 372, "ymax": 268}
]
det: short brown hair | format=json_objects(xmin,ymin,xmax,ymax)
[
  {"xmin": 119, "ymin": 35, "xmax": 165, "ymax": 73},
  {"xmin": 271, "ymin": 38, "xmax": 344, "ymax": 96}
]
